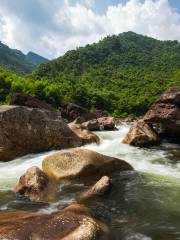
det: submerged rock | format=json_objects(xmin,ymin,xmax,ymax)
[
  {"xmin": 42, "ymin": 148, "xmax": 133, "ymax": 180},
  {"xmin": 68, "ymin": 121, "xmax": 100, "ymax": 144},
  {"xmin": 144, "ymin": 87, "xmax": 180, "ymax": 142},
  {"xmin": 0, "ymin": 204, "xmax": 106, "ymax": 240},
  {"xmin": 14, "ymin": 166, "xmax": 49, "ymax": 201},
  {"xmin": 78, "ymin": 176, "xmax": 111, "ymax": 202},
  {"xmin": 0, "ymin": 105, "xmax": 82, "ymax": 161},
  {"xmin": 123, "ymin": 120, "xmax": 160, "ymax": 147},
  {"xmin": 10, "ymin": 93, "xmax": 55, "ymax": 111}
]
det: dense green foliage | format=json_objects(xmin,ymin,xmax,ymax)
[
  {"xmin": 0, "ymin": 41, "xmax": 48, "ymax": 75},
  {"xmin": 0, "ymin": 32, "xmax": 180, "ymax": 116}
]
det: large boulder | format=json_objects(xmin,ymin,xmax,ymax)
[
  {"xmin": 122, "ymin": 120, "xmax": 160, "ymax": 147},
  {"xmin": 0, "ymin": 204, "xmax": 106, "ymax": 240},
  {"xmin": 78, "ymin": 176, "xmax": 111, "ymax": 202},
  {"xmin": 144, "ymin": 87, "xmax": 180, "ymax": 141},
  {"xmin": 10, "ymin": 93, "xmax": 55, "ymax": 111},
  {"xmin": 0, "ymin": 105, "xmax": 82, "ymax": 161},
  {"xmin": 14, "ymin": 166, "xmax": 49, "ymax": 201},
  {"xmin": 68, "ymin": 121, "xmax": 100, "ymax": 144},
  {"xmin": 42, "ymin": 148, "xmax": 133, "ymax": 180}
]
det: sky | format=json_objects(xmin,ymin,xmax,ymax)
[{"xmin": 0, "ymin": 0, "xmax": 180, "ymax": 59}]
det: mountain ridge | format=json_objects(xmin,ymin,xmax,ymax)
[
  {"xmin": 0, "ymin": 32, "xmax": 179, "ymax": 116},
  {"xmin": 0, "ymin": 41, "xmax": 48, "ymax": 75}
]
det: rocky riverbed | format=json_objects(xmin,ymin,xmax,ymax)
[
  {"xmin": 0, "ymin": 125, "xmax": 180, "ymax": 239},
  {"xmin": 0, "ymin": 88, "xmax": 180, "ymax": 239}
]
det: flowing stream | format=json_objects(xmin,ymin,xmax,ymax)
[{"xmin": 0, "ymin": 124, "xmax": 180, "ymax": 239}]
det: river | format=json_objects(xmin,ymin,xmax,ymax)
[{"xmin": 0, "ymin": 124, "xmax": 180, "ymax": 239}]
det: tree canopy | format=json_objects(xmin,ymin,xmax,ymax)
[{"xmin": 0, "ymin": 32, "xmax": 180, "ymax": 116}]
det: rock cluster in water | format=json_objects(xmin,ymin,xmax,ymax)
[
  {"xmin": 68, "ymin": 120, "xmax": 100, "ymax": 144},
  {"xmin": 0, "ymin": 93, "xmax": 134, "ymax": 239},
  {"xmin": 123, "ymin": 87, "xmax": 180, "ymax": 146},
  {"xmin": 2, "ymin": 87, "xmax": 179, "ymax": 239}
]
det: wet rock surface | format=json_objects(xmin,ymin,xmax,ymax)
[
  {"xmin": 78, "ymin": 176, "xmax": 111, "ymax": 202},
  {"xmin": 123, "ymin": 120, "xmax": 160, "ymax": 147},
  {"xmin": 0, "ymin": 204, "xmax": 106, "ymax": 240},
  {"xmin": 42, "ymin": 148, "xmax": 133, "ymax": 180},
  {"xmin": 14, "ymin": 166, "xmax": 49, "ymax": 201},
  {"xmin": 68, "ymin": 121, "xmax": 100, "ymax": 144}
]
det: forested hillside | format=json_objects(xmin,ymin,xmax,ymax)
[
  {"xmin": 0, "ymin": 41, "xmax": 48, "ymax": 75},
  {"xmin": 0, "ymin": 32, "xmax": 180, "ymax": 116}
]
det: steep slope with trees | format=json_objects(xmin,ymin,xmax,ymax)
[
  {"xmin": 0, "ymin": 41, "xmax": 48, "ymax": 75},
  {"xmin": 0, "ymin": 32, "xmax": 180, "ymax": 116}
]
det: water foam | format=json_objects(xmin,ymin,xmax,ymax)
[{"xmin": 0, "ymin": 124, "xmax": 180, "ymax": 191}]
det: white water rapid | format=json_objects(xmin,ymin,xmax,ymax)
[{"xmin": 0, "ymin": 124, "xmax": 180, "ymax": 192}]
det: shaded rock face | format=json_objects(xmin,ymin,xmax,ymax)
[
  {"xmin": 0, "ymin": 204, "xmax": 104, "ymax": 240},
  {"xmin": 78, "ymin": 176, "xmax": 111, "ymax": 202},
  {"xmin": 82, "ymin": 119, "xmax": 100, "ymax": 131},
  {"xmin": 60, "ymin": 102, "xmax": 109, "ymax": 123},
  {"xmin": 84, "ymin": 110, "xmax": 109, "ymax": 122},
  {"xmin": 60, "ymin": 102, "xmax": 88, "ymax": 122},
  {"xmin": 144, "ymin": 87, "xmax": 180, "ymax": 141},
  {"xmin": 0, "ymin": 105, "xmax": 82, "ymax": 161},
  {"xmin": 42, "ymin": 148, "xmax": 133, "ymax": 180},
  {"xmin": 157, "ymin": 87, "xmax": 180, "ymax": 106},
  {"xmin": 82, "ymin": 117, "xmax": 116, "ymax": 131},
  {"xmin": 68, "ymin": 121, "xmax": 100, "ymax": 145},
  {"xmin": 14, "ymin": 166, "xmax": 49, "ymax": 201},
  {"xmin": 10, "ymin": 93, "xmax": 55, "ymax": 111},
  {"xmin": 97, "ymin": 117, "xmax": 115, "ymax": 130},
  {"xmin": 123, "ymin": 120, "xmax": 160, "ymax": 147}
]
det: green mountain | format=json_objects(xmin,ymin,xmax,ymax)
[
  {"xmin": 0, "ymin": 32, "xmax": 180, "ymax": 116},
  {"xmin": 26, "ymin": 52, "xmax": 49, "ymax": 66},
  {"xmin": 0, "ymin": 41, "xmax": 48, "ymax": 75},
  {"xmin": 31, "ymin": 32, "xmax": 180, "ymax": 116}
]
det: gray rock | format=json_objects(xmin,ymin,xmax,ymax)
[{"xmin": 0, "ymin": 105, "xmax": 82, "ymax": 161}]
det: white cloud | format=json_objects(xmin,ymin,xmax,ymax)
[
  {"xmin": 79, "ymin": 0, "xmax": 95, "ymax": 8},
  {"xmin": 0, "ymin": 0, "xmax": 179, "ymax": 59}
]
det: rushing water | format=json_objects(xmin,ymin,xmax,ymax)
[{"xmin": 0, "ymin": 124, "xmax": 180, "ymax": 239}]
